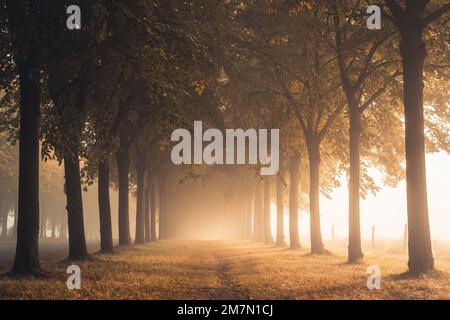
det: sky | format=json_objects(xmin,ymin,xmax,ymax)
[{"xmin": 292, "ymin": 152, "xmax": 450, "ymax": 241}]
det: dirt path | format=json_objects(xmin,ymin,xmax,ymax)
[{"xmin": 209, "ymin": 245, "xmax": 251, "ymax": 300}]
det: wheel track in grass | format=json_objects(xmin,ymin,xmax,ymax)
[{"xmin": 208, "ymin": 242, "xmax": 251, "ymax": 300}]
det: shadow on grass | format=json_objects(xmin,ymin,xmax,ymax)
[
  {"xmin": 56, "ymin": 254, "xmax": 95, "ymax": 268},
  {"xmin": 1, "ymin": 268, "xmax": 57, "ymax": 280},
  {"xmin": 302, "ymin": 249, "xmax": 335, "ymax": 257},
  {"xmin": 93, "ymin": 249, "xmax": 118, "ymax": 256},
  {"xmin": 284, "ymin": 247, "xmax": 302, "ymax": 252},
  {"xmin": 334, "ymin": 259, "xmax": 366, "ymax": 267},
  {"xmin": 389, "ymin": 269, "xmax": 450, "ymax": 281}
]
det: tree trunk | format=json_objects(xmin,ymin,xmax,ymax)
[
  {"xmin": 150, "ymin": 180, "xmax": 157, "ymax": 241},
  {"xmin": 144, "ymin": 171, "xmax": 151, "ymax": 242},
  {"xmin": 245, "ymin": 191, "xmax": 253, "ymax": 239},
  {"xmin": 238, "ymin": 201, "xmax": 246, "ymax": 239},
  {"xmin": 64, "ymin": 155, "xmax": 89, "ymax": 260},
  {"xmin": 276, "ymin": 174, "xmax": 285, "ymax": 246},
  {"xmin": 307, "ymin": 137, "xmax": 325, "ymax": 254},
  {"xmin": 348, "ymin": 111, "xmax": 364, "ymax": 262},
  {"xmin": 98, "ymin": 161, "xmax": 114, "ymax": 252},
  {"xmin": 289, "ymin": 152, "xmax": 301, "ymax": 249},
  {"xmin": 165, "ymin": 169, "xmax": 173, "ymax": 238},
  {"xmin": 115, "ymin": 148, "xmax": 131, "ymax": 245},
  {"xmin": 252, "ymin": 184, "xmax": 257, "ymax": 240},
  {"xmin": 158, "ymin": 174, "xmax": 167, "ymax": 239},
  {"xmin": 12, "ymin": 200, "xmax": 18, "ymax": 238},
  {"xmin": 134, "ymin": 162, "xmax": 146, "ymax": 244},
  {"xmin": 263, "ymin": 179, "xmax": 273, "ymax": 244},
  {"xmin": 60, "ymin": 219, "xmax": 67, "ymax": 239},
  {"xmin": 0, "ymin": 206, "xmax": 7, "ymax": 238},
  {"xmin": 400, "ymin": 25, "xmax": 434, "ymax": 274},
  {"xmin": 40, "ymin": 206, "xmax": 46, "ymax": 239},
  {"xmin": 12, "ymin": 55, "xmax": 41, "ymax": 274},
  {"xmin": 51, "ymin": 210, "xmax": 56, "ymax": 239},
  {"xmin": 254, "ymin": 178, "xmax": 264, "ymax": 242}
]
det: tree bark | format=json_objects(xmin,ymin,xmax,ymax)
[
  {"xmin": 134, "ymin": 161, "xmax": 146, "ymax": 244},
  {"xmin": 115, "ymin": 147, "xmax": 131, "ymax": 245},
  {"xmin": 12, "ymin": 50, "xmax": 41, "ymax": 274},
  {"xmin": 263, "ymin": 179, "xmax": 273, "ymax": 244},
  {"xmin": 276, "ymin": 174, "xmax": 285, "ymax": 246},
  {"xmin": 64, "ymin": 155, "xmax": 89, "ymax": 260},
  {"xmin": 289, "ymin": 152, "xmax": 301, "ymax": 249},
  {"xmin": 348, "ymin": 110, "xmax": 364, "ymax": 262},
  {"xmin": 98, "ymin": 161, "xmax": 113, "ymax": 252},
  {"xmin": 306, "ymin": 137, "xmax": 325, "ymax": 254}
]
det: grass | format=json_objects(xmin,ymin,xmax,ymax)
[{"xmin": 1, "ymin": 239, "xmax": 450, "ymax": 299}]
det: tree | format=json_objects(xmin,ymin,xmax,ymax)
[
  {"xmin": 276, "ymin": 172, "xmax": 286, "ymax": 246},
  {"xmin": 4, "ymin": 0, "xmax": 43, "ymax": 274},
  {"xmin": 0, "ymin": 134, "xmax": 18, "ymax": 239},
  {"xmin": 384, "ymin": 0, "xmax": 450, "ymax": 274},
  {"xmin": 42, "ymin": 1, "xmax": 108, "ymax": 260},
  {"xmin": 237, "ymin": 1, "xmax": 346, "ymax": 253},
  {"xmin": 263, "ymin": 178, "xmax": 273, "ymax": 244},
  {"xmin": 97, "ymin": 160, "xmax": 113, "ymax": 252},
  {"xmin": 144, "ymin": 143, "xmax": 163, "ymax": 242},
  {"xmin": 326, "ymin": 0, "xmax": 403, "ymax": 262},
  {"xmin": 288, "ymin": 151, "xmax": 301, "ymax": 249}
]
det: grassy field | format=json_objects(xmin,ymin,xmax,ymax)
[{"xmin": 1, "ymin": 239, "xmax": 450, "ymax": 299}]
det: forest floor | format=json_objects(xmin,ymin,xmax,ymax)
[{"xmin": 1, "ymin": 239, "xmax": 450, "ymax": 299}]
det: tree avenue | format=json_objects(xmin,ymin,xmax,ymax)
[{"xmin": 0, "ymin": 0, "xmax": 448, "ymax": 283}]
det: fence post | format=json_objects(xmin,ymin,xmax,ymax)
[{"xmin": 371, "ymin": 225, "xmax": 375, "ymax": 249}]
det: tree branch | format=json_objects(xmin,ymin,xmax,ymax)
[
  {"xmin": 354, "ymin": 31, "xmax": 396, "ymax": 92},
  {"xmin": 422, "ymin": 3, "xmax": 450, "ymax": 26},
  {"xmin": 384, "ymin": 0, "xmax": 405, "ymax": 22},
  {"xmin": 274, "ymin": 67, "xmax": 307, "ymax": 133},
  {"xmin": 380, "ymin": 5, "xmax": 397, "ymax": 25},
  {"xmin": 360, "ymin": 69, "xmax": 402, "ymax": 113},
  {"xmin": 318, "ymin": 101, "xmax": 345, "ymax": 141}
]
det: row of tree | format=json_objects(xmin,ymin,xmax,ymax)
[
  {"xmin": 0, "ymin": 137, "xmax": 119, "ymax": 241},
  {"xmin": 0, "ymin": 0, "xmax": 448, "ymax": 276}
]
